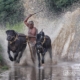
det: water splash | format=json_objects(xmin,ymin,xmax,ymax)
[
  {"xmin": 23, "ymin": 1, "xmax": 80, "ymax": 62},
  {"xmin": 52, "ymin": 8, "xmax": 80, "ymax": 60},
  {"xmin": 0, "ymin": 30, "xmax": 13, "ymax": 67}
]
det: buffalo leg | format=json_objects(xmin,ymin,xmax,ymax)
[
  {"xmin": 8, "ymin": 47, "xmax": 14, "ymax": 61},
  {"xmin": 17, "ymin": 46, "xmax": 26, "ymax": 63},
  {"xmin": 14, "ymin": 52, "xmax": 19, "ymax": 61},
  {"xmin": 31, "ymin": 45, "xmax": 36, "ymax": 63},
  {"xmin": 14, "ymin": 48, "xmax": 20, "ymax": 61},
  {"xmin": 37, "ymin": 52, "xmax": 41, "ymax": 67},
  {"xmin": 48, "ymin": 47, "xmax": 52, "ymax": 62},
  {"xmin": 41, "ymin": 53, "xmax": 45, "ymax": 64},
  {"xmin": 16, "ymin": 52, "xmax": 22, "ymax": 63}
]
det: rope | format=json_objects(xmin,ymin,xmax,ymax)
[
  {"xmin": 42, "ymin": 37, "xmax": 46, "ymax": 45},
  {"xmin": 9, "ymin": 35, "xmax": 18, "ymax": 44}
]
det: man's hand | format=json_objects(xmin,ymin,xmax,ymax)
[
  {"xmin": 29, "ymin": 14, "xmax": 34, "ymax": 17},
  {"xmin": 24, "ymin": 14, "xmax": 34, "ymax": 24},
  {"xmin": 26, "ymin": 35, "xmax": 29, "ymax": 40}
]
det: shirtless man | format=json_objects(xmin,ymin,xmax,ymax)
[{"xmin": 24, "ymin": 14, "xmax": 38, "ymax": 63}]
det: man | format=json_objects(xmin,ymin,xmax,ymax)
[{"xmin": 24, "ymin": 14, "xmax": 38, "ymax": 63}]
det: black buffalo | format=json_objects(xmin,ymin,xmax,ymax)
[
  {"xmin": 35, "ymin": 30, "xmax": 52, "ymax": 67},
  {"xmin": 6, "ymin": 30, "xmax": 27, "ymax": 63}
]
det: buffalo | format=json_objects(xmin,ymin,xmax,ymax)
[
  {"xmin": 35, "ymin": 30, "xmax": 52, "ymax": 67},
  {"xmin": 6, "ymin": 30, "xmax": 27, "ymax": 63}
]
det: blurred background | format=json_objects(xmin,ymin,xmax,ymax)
[{"xmin": 0, "ymin": 0, "xmax": 80, "ymax": 80}]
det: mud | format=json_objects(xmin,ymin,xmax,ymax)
[{"xmin": 0, "ymin": 62, "xmax": 80, "ymax": 80}]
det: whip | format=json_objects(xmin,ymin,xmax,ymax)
[{"xmin": 32, "ymin": 9, "xmax": 43, "ymax": 15}]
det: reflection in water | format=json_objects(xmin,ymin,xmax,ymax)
[
  {"xmin": 9, "ymin": 63, "xmax": 37, "ymax": 80},
  {"xmin": 1, "ymin": 63, "xmax": 80, "ymax": 80},
  {"xmin": 8, "ymin": 63, "xmax": 53, "ymax": 80},
  {"xmin": 37, "ymin": 67, "xmax": 52, "ymax": 80}
]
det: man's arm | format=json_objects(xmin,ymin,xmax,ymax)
[{"xmin": 24, "ymin": 14, "xmax": 33, "ymax": 26}]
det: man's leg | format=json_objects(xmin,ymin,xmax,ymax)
[{"xmin": 31, "ymin": 43, "xmax": 36, "ymax": 63}]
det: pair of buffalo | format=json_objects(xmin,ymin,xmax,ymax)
[{"xmin": 6, "ymin": 30, "xmax": 52, "ymax": 67}]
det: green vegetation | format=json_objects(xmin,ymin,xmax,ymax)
[
  {"xmin": 0, "ymin": 0, "xmax": 79, "ymax": 26},
  {"xmin": 0, "ymin": 0, "xmax": 24, "ymax": 25},
  {"xmin": 6, "ymin": 22, "xmax": 25, "ymax": 33},
  {"xmin": 45, "ymin": 0, "xmax": 80, "ymax": 12},
  {"xmin": 0, "ymin": 44, "xmax": 9, "ymax": 72},
  {"xmin": 0, "ymin": 45, "xmax": 3, "ymax": 65},
  {"xmin": 1, "ymin": 66, "xmax": 9, "ymax": 71},
  {"xmin": 0, "ymin": 54, "xmax": 2, "ymax": 64}
]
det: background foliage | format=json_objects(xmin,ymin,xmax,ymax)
[
  {"xmin": 0, "ymin": 44, "xmax": 9, "ymax": 71},
  {"xmin": 0, "ymin": 0, "xmax": 79, "ymax": 26},
  {"xmin": 0, "ymin": 44, "xmax": 3, "ymax": 65},
  {"xmin": 45, "ymin": 0, "xmax": 80, "ymax": 12},
  {"xmin": 0, "ymin": 0, "xmax": 24, "ymax": 25},
  {"xmin": 6, "ymin": 22, "xmax": 24, "ymax": 33}
]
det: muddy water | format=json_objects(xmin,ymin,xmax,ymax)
[{"xmin": 0, "ymin": 62, "xmax": 80, "ymax": 80}]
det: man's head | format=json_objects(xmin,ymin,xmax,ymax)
[{"xmin": 28, "ymin": 21, "xmax": 34, "ymax": 29}]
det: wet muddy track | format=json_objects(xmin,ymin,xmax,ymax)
[{"xmin": 0, "ymin": 62, "xmax": 80, "ymax": 80}]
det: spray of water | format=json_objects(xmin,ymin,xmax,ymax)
[
  {"xmin": 0, "ymin": 30, "xmax": 13, "ymax": 67},
  {"xmin": 23, "ymin": 0, "xmax": 80, "ymax": 64}
]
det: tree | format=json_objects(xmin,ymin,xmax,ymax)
[
  {"xmin": 0, "ymin": 0, "xmax": 24, "ymax": 25},
  {"xmin": 45, "ymin": 0, "xmax": 80, "ymax": 12}
]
